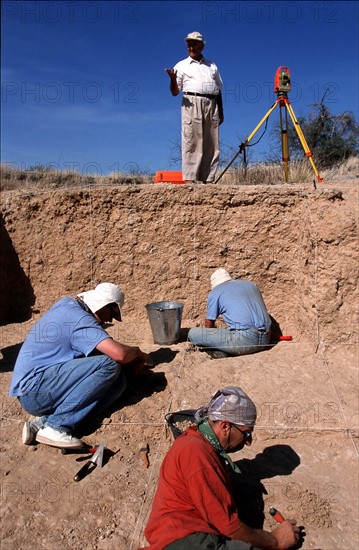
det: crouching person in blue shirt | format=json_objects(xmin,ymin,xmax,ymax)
[
  {"xmin": 9, "ymin": 282, "xmax": 152, "ymax": 448},
  {"xmin": 188, "ymin": 269, "xmax": 272, "ymax": 358}
]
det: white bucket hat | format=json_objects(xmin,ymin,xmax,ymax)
[
  {"xmin": 195, "ymin": 386, "xmax": 257, "ymax": 427},
  {"xmin": 184, "ymin": 31, "xmax": 205, "ymax": 44},
  {"xmin": 210, "ymin": 268, "xmax": 232, "ymax": 289},
  {"xmin": 77, "ymin": 282, "xmax": 124, "ymax": 321}
]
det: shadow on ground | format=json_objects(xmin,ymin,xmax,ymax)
[
  {"xmin": 0, "ymin": 343, "xmax": 23, "ymax": 372},
  {"xmin": 231, "ymin": 444, "xmax": 301, "ymax": 529},
  {"xmin": 149, "ymin": 347, "xmax": 179, "ymax": 365},
  {"xmin": 78, "ymin": 366, "xmax": 170, "ymax": 437}
]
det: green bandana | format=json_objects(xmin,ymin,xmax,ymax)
[{"xmin": 197, "ymin": 418, "xmax": 241, "ymax": 473}]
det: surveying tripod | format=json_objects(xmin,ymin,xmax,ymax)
[{"xmin": 215, "ymin": 66, "xmax": 323, "ymax": 184}]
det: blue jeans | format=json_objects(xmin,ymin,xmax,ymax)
[
  {"xmin": 188, "ymin": 327, "xmax": 271, "ymax": 356},
  {"xmin": 19, "ymin": 355, "xmax": 127, "ymax": 433}
]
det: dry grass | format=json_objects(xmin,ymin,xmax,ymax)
[
  {"xmin": 218, "ymin": 157, "xmax": 358, "ymax": 185},
  {"xmin": 1, "ymin": 157, "xmax": 357, "ymax": 191},
  {"xmin": 0, "ymin": 165, "xmax": 152, "ymax": 191},
  {"xmin": 217, "ymin": 158, "xmax": 316, "ymax": 185},
  {"xmin": 321, "ymin": 156, "xmax": 359, "ymax": 182}
]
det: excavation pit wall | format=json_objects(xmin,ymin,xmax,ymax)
[{"xmin": 1, "ymin": 184, "xmax": 358, "ymax": 345}]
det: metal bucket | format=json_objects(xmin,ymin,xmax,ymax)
[{"xmin": 145, "ymin": 301, "xmax": 184, "ymax": 345}]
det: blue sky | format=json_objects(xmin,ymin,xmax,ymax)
[{"xmin": 1, "ymin": 0, "xmax": 358, "ymax": 175}]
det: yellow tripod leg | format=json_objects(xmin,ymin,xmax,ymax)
[
  {"xmin": 284, "ymin": 100, "xmax": 324, "ymax": 182},
  {"xmin": 214, "ymin": 100, "xmax": 279, "ymax": 183},
  {"xmin": 244, "ymin": 100, "xmax": 279, "ymax": 145}
]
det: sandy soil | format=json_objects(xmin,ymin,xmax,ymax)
[
  {"xmin": 1, "ymin": 171, "xmax": 358, "ymax": 549},
  {"xmin": 1, "ymin": 317, "xmax": 358, "ymax": 550}
]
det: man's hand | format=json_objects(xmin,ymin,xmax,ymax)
[
  {"xmin": 165, "ymin": 68, "xmax": 179, "ymax": 96},
  {"xmin": 132, "ymin": 352, "xmax": 155, "ymax": 376},
  {"xmin": 165, "ymin": 68, "xmax": 177, "ymax": 79},
  {"xmin": 271, "ymin": 520, "xmax": 300, "ymax": 549}
]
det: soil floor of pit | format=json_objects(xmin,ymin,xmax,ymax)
[{"xmin": 1, "ymin": 318, "xmax": 358, "ymax": 550}]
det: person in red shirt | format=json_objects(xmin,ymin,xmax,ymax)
[{"xmin": 142, "ymin": 387, "xmax": 300, "ymax": 549}]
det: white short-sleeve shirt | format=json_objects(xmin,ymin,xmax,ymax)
[{"xmin": 173, "ymin": 56, "xmax": 223, "ymax": 95}]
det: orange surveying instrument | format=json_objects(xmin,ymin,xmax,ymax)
[{"xmin": 215, "ymin": 66, "xmax": 323, "ymax": 184}]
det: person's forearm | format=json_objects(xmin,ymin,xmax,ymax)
[
  {"xmin": 119, "ymin": 345, "xmax": 148, "ymax": 364},
  {"xmin": 230, "ymin": 519, "xmax": 299, "ymax": 550},
  {"xmin": 216, "ymin": 91, "xmax": 224, "ymax": 118},
  {"xmin": 229, "ymin": 524, "xmax": 278, "ymax": 549},
  {"xmin": 170, "ymin": 78, "xmax": 179, "ymax": 96},
  {"xmin": 204, "ymin": 319, "xmax": 215, "ymax": 328},
  {"xmin": 96, "ymin": 338, "xmax": 147, "ymax": 364}
]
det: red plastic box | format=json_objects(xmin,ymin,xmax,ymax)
[{"xmin": 154, "ymin": 171, "xmax": 186, "ymax": 184}]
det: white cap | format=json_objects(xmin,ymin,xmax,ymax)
[
  {"xmin": 77, "ymin": 282, "xmax": 124, "ymax": 321},
  {"xmin": 184, "ymin": 31, "xmax": 205, "ymax": 44},
  {"xmin": 210, "ymin": 268, "xmax": 232, "ymax": 289}
]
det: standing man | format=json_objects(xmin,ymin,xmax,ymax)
[
  {"xmin": 165, "ymin": 31, "xmax": 224, "ymax": 184},
  {"xmin": 9, "ymin": 282, "xmax": 152, "ymax": 448},
  {"xmin": 188, "ymin": 268, "xmax": 272, "ymax": 357},
  {"xmin": 142, "ymin": 386, "xmax": 300, "ymax": 549}
]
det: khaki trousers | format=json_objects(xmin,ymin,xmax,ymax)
[{"xmin": 181, "ymin": 95, "xmax": 220, "ymax": 182}]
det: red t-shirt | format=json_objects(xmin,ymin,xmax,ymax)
[{"xmin": 143, "ymin": 426, "xmax": 242, "ymax": 549}]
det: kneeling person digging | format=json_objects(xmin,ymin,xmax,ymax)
[{"xmin": 9, "ymin": 282, "xmax": 152, "ymax": 448}]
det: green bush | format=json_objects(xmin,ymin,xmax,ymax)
[{"xmin": 269, "ymin": 103, "xmax": 358, "ymax": 169}]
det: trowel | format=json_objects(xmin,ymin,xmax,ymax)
[{"xmin": 73, "ymin": 443, "xmax": 105, "ymax": 481}]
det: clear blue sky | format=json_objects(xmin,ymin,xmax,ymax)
[{"xmin": 1, "ymin": 0, "xmax": 358, "ymax": 175}]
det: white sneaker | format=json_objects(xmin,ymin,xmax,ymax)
[
  {"xmin": 22, "ymin": 416, "xmax": 44, "ymax": 445},
  {"xmin": 35, "ymin": 426, "xmax": 85, "ymax": 448}
]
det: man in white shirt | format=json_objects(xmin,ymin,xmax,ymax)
[{"xmin": 166, "ymin": 32, "xmax": 224, "ymax": 184}]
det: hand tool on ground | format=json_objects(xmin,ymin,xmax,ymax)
[
  {"xmin": 73, "ymin": 443, "xmax": 105, "ymax": 481},
  {"xmin": 139, "ymin": 442, "xmax": 150, "ymax": 468},
  {"xmin": 61, "ymin": 445, "xmax": 98, "ymax": 455},
  {"xmin": 269, "ymin": 507, "xmax": 286, "ymax": 523},
  {"xmin": 279, "ymin": 335, "xmax": 293, "ymax": 341}
]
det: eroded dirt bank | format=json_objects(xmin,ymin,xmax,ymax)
[{"xmin": 1, "ymin": 183, "xmax": 358, "ymax": 344}]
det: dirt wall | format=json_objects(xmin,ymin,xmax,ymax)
[{"xmin": 1, "ymin": 183, "xmax": 358, "ymax": 344}]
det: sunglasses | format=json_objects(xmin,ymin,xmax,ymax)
[
  {"xmin": 186, "ymin": 41, "xmax": 202, "ymax": 47},
  {"xmin": 231, "ymin": 424, "xmax": 253, "ymax": 441}
]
